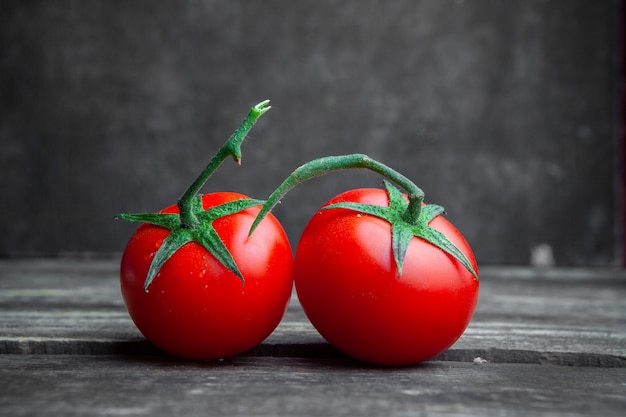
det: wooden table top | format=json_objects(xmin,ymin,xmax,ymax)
[{"xmin": 1, "ymin": 259, "xmax": 624, "ymax": 416}]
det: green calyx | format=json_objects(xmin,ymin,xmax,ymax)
[
  {"xmin": 249, "ymin": 154, "xmax": 478, "ymax": 280},
  {"xmin": 324, "ymin": 180, "xmax": 476, "ymax": 279},
  {"xmin": 116, "ymin": 100, "xmax": 271, "ymax": 291}
]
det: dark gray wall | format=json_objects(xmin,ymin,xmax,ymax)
[{"xmin": 1, "ymin": 0, "xmax": 622, "ymax": 265}]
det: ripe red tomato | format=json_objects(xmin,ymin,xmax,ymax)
[
  {"xmin": 120, "ymin": 192, "xmax": 293, "ymax": 360},
  {"xmin": 294, "ymin": 188, "xmax": 479, "ymax": 366}
]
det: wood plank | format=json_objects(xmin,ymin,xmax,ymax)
[
  {"xmin": 1, "ymin": 355, "xmax": 624, "ymax": 417},
  {"xmin": 0, "ymin": 259, "xmax": 624, "ymax": 367},
  {"xmin": 1, "ymin": 260, "xmax": 625, "ymax": 416}
]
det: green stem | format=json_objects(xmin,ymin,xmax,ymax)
[
  {"xmin": 249, "ymin": 154, "xmax": 425, "ymax": 235},
  {"xmin": 177, "ymin": 100, "xmax": 271, "ymax": 228}
]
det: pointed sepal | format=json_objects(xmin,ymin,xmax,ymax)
[
  {"xmin": 144, "ymin": 228, "xmax": 193, "ymax": 292},
  {"xmin": 391, "ymin": 222, "xmax": 414, "ymax": 277},
  {"xmin": 119, "ymin": 197, "xmax": 266, "ymax": 291},
  {"xmin": 322, "ymin": 201, "xmax": 392, "ymax": 220},
  {"xmin": 420, "ymin": 204, "xmax": 446, "ymax": 223},
  {"xmin": 193, "ymin": 226, "xmax": 245, "ymax": 285},
  {"xmin": 321, "ymin": 182, "xmax": 478, "ymax": 281},
  {"xmin": 413, "ymin": 224, "xmax": 478, "ymax": 281},
  {"xmin": 115, "ymin": 212, "xmax": 181, "ymax": 229}
]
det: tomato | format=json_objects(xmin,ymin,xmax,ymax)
[
  {"xmin": 293, "ymin": 188, "xmax": 479, "ymax": 366},
  {"xmin": 117, "ymin": 100, "xmax": 295, "ymax": 360},
  {"xmin": 120, "ymin": 192, "xmax": 293, "ymax": 360},
  {"xmin": 249, "ymin": 153, "xmax": 480, "ymax": 366}
]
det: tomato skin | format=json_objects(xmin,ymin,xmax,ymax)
[
  {"xmin": 294, "ymin": 188, "xmax": 479, "ymax": 366},
  {"xmin": 120, "ymin": 192, "xmax": 293, "ymax": 360}
]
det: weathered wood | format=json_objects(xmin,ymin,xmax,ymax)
[
  {"xmin": 1, "ymin": 260, "xmax": 624, "ymax": 367},
  {"xmin": 1, "ymin": 356, "xmax": 625, "ymax": 417},
  {"xmin": 1, "ymin": 259, "xmax": 625, "ymax": 416}
]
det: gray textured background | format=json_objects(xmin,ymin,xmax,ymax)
[{"xmin": 1, "ymin": 0, "xmax": 623, "ymax": 266}]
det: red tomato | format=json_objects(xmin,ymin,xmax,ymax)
[
  {"xmin": 120, "ymin": 192, "xmax": 293, "ymax": 360},
  {"xmin": 294, "ymin": 188, "xmax": 479, "ymax": 366}
]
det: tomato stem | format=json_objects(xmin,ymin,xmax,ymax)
[
  {"xmin": 178, "ymin": 100, "xmax": 271, "ymax": 228},
  {"xmin": 249, "ymin": 154, "xmax": 425, "ymax": 235}
]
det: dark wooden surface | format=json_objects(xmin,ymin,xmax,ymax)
[{"xmin": 1, "ymin": 259, "xmax": 625, "ymax": 416}]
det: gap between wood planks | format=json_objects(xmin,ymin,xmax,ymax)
[{"xmin": 1, "ymin": 338, "xmax": 624, "ymax": 368}]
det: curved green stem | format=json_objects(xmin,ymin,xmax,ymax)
[
  {"xmin": 249, "ymin": 154, "xmax": 425, "ymax": 235},
  {"xmin": 178, "ymin": 100, "xmax": 271, "ymax": 228}
]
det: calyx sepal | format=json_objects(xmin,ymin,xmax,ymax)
[
  {"xmin": 323, "ymin": 181, "xmax": 477, "ymax": 279},
  {"xmin": 118, "ymin": 198, "xmax": 264, "ymax": 291}
]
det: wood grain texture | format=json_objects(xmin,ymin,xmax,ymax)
[
  {"xmin": 1, "ymin": 356, "xmax": 625, "ymax": 417},
  {"xmin": 0, "ymin": 259, "xmax": 625, "ymax": 416},
  {"xmin": 1, "ymin": 260, "xmax": 624, "ymax": 366}
]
